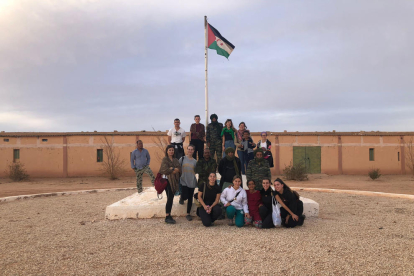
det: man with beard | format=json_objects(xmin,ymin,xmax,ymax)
[
  {"xmin": 246, "ymin": 148, "xmax": 271, "ymax": 190},
  {"xmin": 218, "ymin": 147, "xmax": 242, "ymax": 191}
]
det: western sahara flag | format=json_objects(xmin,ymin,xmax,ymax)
[{"xmin": 207, "ymin": 23, "xmax": 235, "ymax": 59}]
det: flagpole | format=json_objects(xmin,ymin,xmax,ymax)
[{"xmin": 204, "ymin": 15, "xmax": 209, "ymax": 128}]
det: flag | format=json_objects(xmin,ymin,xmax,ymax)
[{"xmin": 207, "ymin": 23, "xmax": 235, "ymax": 59}]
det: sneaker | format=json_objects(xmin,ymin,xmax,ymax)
[
  {"xmin": 165, "ymin": 216, "xmax": 176, "ymax": 224},
  {"xmin": 179, "ymin": 198, "xmax": 184, "ymax": 205},
  {"xmin": 186, "ymin": 215, "xmax": 192, "ymax": 221},
  {"xmin": 228, "ymin": 218, "xmax": 234, "ymax": 226}
]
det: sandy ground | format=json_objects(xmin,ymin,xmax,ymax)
[
  {"xmin": 1, "ymin": 190, "xmax": 413, "ymax": 275},
  {"xmin": 1, "ymin": 174, "xmax": 414, "ymax": 198}
]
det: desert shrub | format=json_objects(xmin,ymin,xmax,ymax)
[
  {"xmin": 368, "ymin": 168, "xmax": 381, "ymax": 180},
  {"xmin": 283, "ymin": 162, "xmax": 308, "ymax": 181},
  {"xmin": 7, "ymin": 162, "xmax": 29, "ymax": 181},
  {"xmin": 100, "ymin": 136, "xmax": 126, "ymax": 180}
]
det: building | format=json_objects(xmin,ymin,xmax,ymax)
[{"xmin": 0, "ymin": 131, "xmax": 413, "ymax": 178}]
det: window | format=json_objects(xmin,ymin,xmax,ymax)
[
  {"xmin": 3, "ymin": 138, "xmax": 9, "ymax": 142},
  {"xmin": 13, "ymin": 149, "xmax": 20, "ymax": 162},
  {"xmin": 42, "ymin": 139, "xmax": 48, "ymax": 142},
  {"xmin": 97, "ymin": 149, "xmax": 103, "ymax": 162},
  {"xmin": 369, "ymin": 148, "xmax": 374, "ymax": 161}
]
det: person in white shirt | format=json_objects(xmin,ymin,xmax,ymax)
[
  {"xmin": 220, "ymin": 175, "xmax": 250, "ymax": 227},
  {"xmin": 167, "ymin": 118, "xmax": 186, "ymax": 160}
]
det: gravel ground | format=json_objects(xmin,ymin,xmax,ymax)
[{"xmin": 1, "ymin": 190, "xmax": 414, "ymax": 275}]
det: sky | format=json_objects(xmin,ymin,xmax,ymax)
[{"xmin": 1, "ymin": 0, "xmax": 413, "ymax": 133}]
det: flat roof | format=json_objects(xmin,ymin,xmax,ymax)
[{"xmin": 1, "ymin": 131, "xmax": 414, "ymax": 137}]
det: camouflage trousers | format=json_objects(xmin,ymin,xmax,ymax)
[
  {"xmin": 134, "ymin": 166, "xmax": 155, "ymax": 193},
  {"xmin": 209, "ymin": 141, "xmax": 223, "ymax": 164}
]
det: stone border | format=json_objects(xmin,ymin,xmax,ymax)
[
  {"xmin": 0, "ymin": 187, "xmax": 136, "ymax": 203},
  {"xmin": 1, "ymin": 186, "xmax": 414, "ymax": 204},
  {"xmin": 292, "ymin": 187, "xmax": 414, "ymax": 200}
]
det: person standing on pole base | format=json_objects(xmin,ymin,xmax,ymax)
[
  {"xmin": 189, "ymin": 115, "xmax": 205, "ymax": 160},
  {"xmin": 130, "ymin": 140, "xmax": 155, "ymax": 193},
  {"xmin": 168, "ymin": 118, "xmax": 186, "ymax": 160},
  {"xmin": 206, "ymin": 114, "xmax": 223, "ymax": 164}
]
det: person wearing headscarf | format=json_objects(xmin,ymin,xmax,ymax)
[
  {"xmin": 246, "ymin": 148, "xmax": 271, "ymax": 190},
  {"xmin": 256, "ymin": 131, "xmax": 274, "ymax": 168},
  {"xmin": 206, "ymin": 114, "xmax": 224, "ymax": 164},
  {"xmin": 217, "ymin": 147, "xmax": 242, "ymax": 191}
]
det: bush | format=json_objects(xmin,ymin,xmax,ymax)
[
  {"xmin": 368, "ymin": 168, "xmax": 381, "ymax": 180},
  {"xmin": 7, "ymin": 162, "xmax": 29, "ymax": 181},
  {"xmin": 283, "ymin": 162, "xmax": 308, "ymax": 181}
]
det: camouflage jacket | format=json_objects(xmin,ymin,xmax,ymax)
[
  {"xmin": 195, "ymin": 157, "xmax": 217, "ymax": 181},
  {"xmin": 206, "ymin": 122, "xmax": 223, "ymax": 145},
  {"xmin": 246, "ymin": 158, "xmax": 271, "ymax": 188}
]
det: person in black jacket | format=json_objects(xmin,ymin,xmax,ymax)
[
  {"xmin": 274, "ymin": 178, "xmax": 305, "ymax": 228},
  {"xmin": 218, "ymin": 147, "xmax": 242, "ymax": 191},
  {"xmin": 259, "ymin": 178, "xmax": 275, "ymax": 229}
]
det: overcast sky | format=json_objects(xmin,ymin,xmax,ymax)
[{"xmin": 1, "ymin": 0, "xmax": 413, "ymax": 133}]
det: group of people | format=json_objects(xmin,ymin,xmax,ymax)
[{"xmin": 130, "ymin": 114, "xmax": 305, "ymax": 228}]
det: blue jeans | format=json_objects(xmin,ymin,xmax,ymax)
[
  {"xmin": 223, "ymin": 140, "xmax": 235, "ymax": 157},
  {"xmin": 237, "ymin": 150, "xmax": 247, "ymax": 175},
  {"xmin": 226, "ymin": 205, "xmax": 245, "ymax": 227}
]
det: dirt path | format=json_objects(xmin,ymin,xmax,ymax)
[{"xmin": 1, "ymin": 174, "xmax": 414, "ymax": 197}]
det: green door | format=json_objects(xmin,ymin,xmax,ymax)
[{"xmin": 293, "ymin": 146, "xmax": 321, "ymax": 174}]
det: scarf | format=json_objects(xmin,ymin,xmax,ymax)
[{"xmin": 221, "ymin": 127, "xmax": 235, "ymax": 140}]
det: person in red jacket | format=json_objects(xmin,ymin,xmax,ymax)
[{"xmin": 246, "ymin": 179, "xmax": 263, "ymax": 228}]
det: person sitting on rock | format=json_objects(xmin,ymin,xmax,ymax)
[{"xmin": 274, "ymin": 178, "xmax": 305, "ymax": 228}]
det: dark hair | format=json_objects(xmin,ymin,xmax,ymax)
[
  {"xmin": 239, "ymin": 122, "xmax": 247, "ymax": 128},
  {"xmin": 165, "ymin": 145, "xmax": 175, "ymax": 157},
  {"xmin": 243, "ymin": 130, "xmax": 250, "ymax": 135},
  {"xmin": 194, "ymin": 115, "xmax": 200, "ymax": 119},
  {"xmin": 136, "ymin": 140, "xmax": 143, "ymax": 144},
  {"xmin": 274, "ymin": 178, "xmax": 300, "ymax": 198},
  {"xmin": 232, "ymin": 175, "xmax": 242, "ymax": 183},
  {"xmin": 187, "ymin": 144, "xmax": 195, "ymax": 150},
  {"xmin": 262, "ymin": 178, "xmax": 271, "ymax": 184},
  {"xmin": 247, "ymin": 179, "xmax": 255, "ymax": 185},
  {"xmin": 208, "ymin": 172, "xmax": 216, "ymax": 177},
  {"xmin": 174, "ymin": 118, "xmax": 180, "ymax": 122}
]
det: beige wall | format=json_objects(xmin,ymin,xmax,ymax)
[{"xmin": 0, "ymin": 132, "xmax": 413, "ymax": 177}]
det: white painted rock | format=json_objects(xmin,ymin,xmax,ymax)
[{"xmin": 105, "ymin": 187, "xmax": 319, "ymax": 220}]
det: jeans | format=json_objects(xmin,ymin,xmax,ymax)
[
  {"xmin": 165, "ymin": 181, "xmax": 174, "ymax": 215},
  {"xmin": 191, "ymin": 139, "xmax": 204, "ymax": 160},
  {"xmin": 237, "ymin": 150, "xmax": 247, "ymax": 175},
  {"xmin": 181, "ymin": 186, "xmax": 195, "ymax": 214},
  {"xmin": 223, "ymin": 140, "xmax": 235, "ymax": 157}
]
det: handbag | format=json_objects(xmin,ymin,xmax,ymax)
[
  {"xmin": 193, "ymin": 182, "xmax": 206, "ymax": 208},
  {"xmin": 154, "ymin": 173, "xmax": 167, "ymax": 195},
  {"xmin": 272, "ymin": 196, "xmax": 282, "ymax": 227}
]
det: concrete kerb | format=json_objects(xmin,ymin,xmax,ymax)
[
  {"xmin": 0, "ymin": 187, "xmax": 136, "ymax": 203},
  {"xmin": 291, "ymin": 187, "xmax": 414, "ymax": 200}
]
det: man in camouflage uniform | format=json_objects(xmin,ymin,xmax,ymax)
[
  {"xmin": 206, "ymin": 114, "xmax": 223, "ymax": 164},
  {"xmin": 130, "ymin": 140, "xmax": 155, "ymax": 193},
  {"xmin": 246, "ymin": 148, "xmax": 271, "ymax": 190},
  {"xmin": 195, "ymin": 148, "xmax": 217, "ymax": 188}
]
